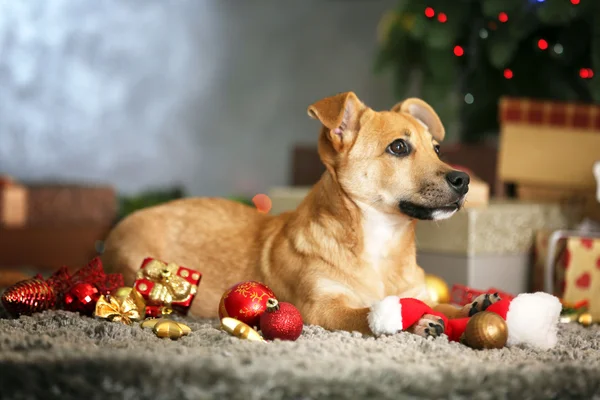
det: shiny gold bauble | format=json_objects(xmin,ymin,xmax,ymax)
[
  {"xmin": 463, "ymin": 311, "xmax": 508, "ymax": 350},
  {"xmin": 111, "ymin": 287, "xmax": 133, "ymax": 300},
  {"xmin": 578, "ymin": 312, "xmax": 594, "ymax": 327},
  {"xmin": 425, "ymin": 274, "xmax": 450, "ymax": 304}
]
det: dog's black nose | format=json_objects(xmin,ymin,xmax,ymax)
[{"xmin": 446, "ymin": 170, "xmax": 470, "ymax": 195}]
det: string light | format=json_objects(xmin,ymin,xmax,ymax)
[
  {"xmin": 580, "ymin": 68, "xmax": 594, "ymax": 79},
  {"xmin": 464, "ymin": 93, "xmax": 474, "ymax": 104},
  {"xmin": 454, "ymin": 45, "xmax": 464, "ymax": 57},
  {"xmin": 538, "ymin": 39, "xmax": 548, "ymax": 50},
  {"xmin": 479, "ymin": 29, "xmax": 488, "ymax": 39},
  {"xmin": 498, "ymin": 12, "xmax": 508, "ymax": 23},
  {"xmin": 425, "ymin": 7, "xmax": 435, "ymax": 18},
  {"xmin": 570, "ymin": 0, "xmax": 580, "ymax": 4},
  {"xmin": 504, "ymin": 69, "xmax": 513, "ymax": 79},
  {"xmin": 437, "ymin": 13, "xmax": 447, "ymax": 23},
  {"xmin": 553, "ymin": 43, "xmax": 563, "ymax": 54}
]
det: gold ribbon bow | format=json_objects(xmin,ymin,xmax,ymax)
[
  {"xmin": 138, "ymin": 260, "xmax": 195, "ymax": 305},
  {"xmin": 94, "ymin": 288, "xmax": 146, "ymax": 325}
]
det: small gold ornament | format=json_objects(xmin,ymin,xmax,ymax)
[
  {"xmin": 578, "ymin": 312, "xmax": 594, "ymax": 327},
  {"xmin": 111, "ymin": 287, "xmax": 133, "ymax": 300},
  {"xmin": 221, "ymin": 317, "xmax": 266, "ymax": 342},
  {"xmin": 462, "ymin": 311, "xmax": 508, "ymax": 350},
  {"xmin": 153, "ymin": 320, "xmax": 189, "ymax": 340},
  {"xmin": 425, "ymin": 274, "xmax": 450, "ymax": 304},
  {"xmin": 94, "ymin": 288, "xmax": 146, "ymax": 325},
  {"xmin": 140, "ymin": 318, "xmax": 192, "ymax": 336}
]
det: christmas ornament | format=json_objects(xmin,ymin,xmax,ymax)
[
  {"xmin": 94, "ymin": 288, "xmax": 146, "ymax": 325},
  {"xmin": 134, "ymin": 258, "xmax": 201, "ymax": 316},
  {"xmin": 145, "ymin": 305, "xmax": 174, "ymax": 319},
  {"xmin": 424, "ymin": 274, "xmax": 450, "ymax": 304},
  {"xmin": 461, "ymin": 311, "xmax": 508, "ymax": 350},
  {"xmin": 259, "ymin": 298, "xmax": 303, "ymax": 341},
  {"xmin": 140, "ymin": 318, "xmax": 192, "ymax": 336},
  {"xmin": 218, "ymin": 281, "xmax": 276, "ymax": 328},
  {"xmin": 220, "ymin": 317, "xmax": 266, "ymax": 342},
  {"xmin": 63, "ymin": 283, "xmax": 101, "ymax": 316},
  {"xmin": 1, "ymin": 257, "xmax": 123, "ymax": 317},
  {"xmin": 140, "ymin": 318, "xmax": 191, "ymax": 340},
  {"xmin": 1, "ymin": 279, "xmax": 56, "ymax": 317},
  {"xmin": 111, "ymin": 286, "xmax": 134, "ymax": 300}
]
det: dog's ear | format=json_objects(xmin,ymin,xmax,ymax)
[
  {"xmin": 391, "ymin": 98, "xmax": 445, "ymax": 141},
  {"xmin": 307, "ymin": 92, "xmax": 364, "ymax": 152}
]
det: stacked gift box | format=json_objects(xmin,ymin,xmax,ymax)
[
  {"xmin": 0, "ymin": 175, "xmax": 117, "ymax": 278},
  {"xmin": 498, "ymin": 97, "xmax": 600, "ymax": 320}
]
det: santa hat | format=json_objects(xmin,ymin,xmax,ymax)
[
  {"xmin": 486, "ymin": 292, "xmax": 562, "ymax": 350},
  {"xmin": 368, "ymin": 296, "xmax": 438, "ymax": 336}
]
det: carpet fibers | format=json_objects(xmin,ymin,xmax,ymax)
[{"xmin": 1, "ymin": 309, "xmax": 600, "ymax": 400}]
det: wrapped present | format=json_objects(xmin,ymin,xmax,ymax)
[
  {"xmin": 26, "ymin": 184, "xmax": 117, "ymax": 226},
  {"xmin": 497, "ymin": 97, "xmax": 600, "ymax": 219},
  {"xmin": 562, "ymin": 237, "xmax": 600, "ymax": 320},
  {"xmin": 531, "ymin": 229, "xmax": 568, "ymax": 296},
  {"xmin": 450, "ymin": 284, "xmax": 515, "ymax": 307},
  {"xmin": 0, "ymin": 176, "xmax": 27, "ymax": 227},
  {"xmin": 133, "ymin": 258, "xmax": 201, "ymax": 316}
]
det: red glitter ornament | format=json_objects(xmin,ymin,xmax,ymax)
[
  {"xmin": 259, "ymin": 298, "xmax": 303, "ymax": 341},
  {"xmin": 1, "ymin": 279, "xmax": 56, "ymax": 317},
  {"xmin": 63, "ymin": 283, "xmax": 101, "ymax": 316},
  {"xmin": 218, "ymin": 281, "xmax": 276, "ymax": 328}
]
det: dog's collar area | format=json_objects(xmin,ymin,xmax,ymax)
[{"xmin": 398, "ymin": 201, "xmax": 459, "ymax": 221}]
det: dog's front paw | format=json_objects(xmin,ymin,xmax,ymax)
[
  {"xmin": 461, "ymin": 293, "xmax": 501, "ymax": 317},
  {"xmin": 406, "ymin": 314, "xmax": 445, "ymax": 339}
]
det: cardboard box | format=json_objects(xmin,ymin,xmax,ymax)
[
  {"xmin": 0, "ymin": 176, "xmax": 27, "ymax": 227},
  {"xmin": 498, "ymin": 97, "xmax": 600, "ymax": 191}
]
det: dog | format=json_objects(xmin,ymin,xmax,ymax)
[{"xmin": 102, "ymin": 91, "xmax": 498, "ymax": 338}]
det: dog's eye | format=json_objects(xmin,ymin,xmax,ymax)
[
  {"xmin": 387, "ymin": 139, "xmax": 410, "ymax": 156},
  {"xmin": 434, "ymin": 144, "xmax": 441, "ymax": 157}
]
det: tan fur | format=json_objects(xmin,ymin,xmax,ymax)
[{"xmin": 102, "ymin": 92, "xmax": 468, "ymax": 335}]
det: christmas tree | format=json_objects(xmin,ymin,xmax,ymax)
[{"xmin": 377, "ymin": 0, "xmax": 600, "ymax": 142}]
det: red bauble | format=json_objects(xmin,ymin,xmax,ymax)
[
  {"xmin": 63, "ymin": 283, "xmax": 101, "ymax": 315},
  {"xmin": 259, "ymin": 298, "xmax": 303, "ymax": 341},
  {"xmin": 218, "ymin": 281, "xmax": 276, "ymax": 328},
  {"xmin": 1, "ymin": 279, "xmax": 57, "ymax": 317}
]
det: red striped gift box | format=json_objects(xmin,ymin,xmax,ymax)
[{"xmin": 499, "ymin": 97, "xmax": 600, "ymax": 130}]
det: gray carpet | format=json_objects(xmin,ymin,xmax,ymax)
[{"xmin": 1, "ymin": 309, "xmax": 600, "ymax": 400}]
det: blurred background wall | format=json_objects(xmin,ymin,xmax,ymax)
[{"xmin": 0, "ymin": 0, "xmax": 397, "ymax": 197}]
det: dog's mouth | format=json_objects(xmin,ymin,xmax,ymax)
[{"xmin": 398, "ymin": 198, "xmax": 464, "ymax": 221}]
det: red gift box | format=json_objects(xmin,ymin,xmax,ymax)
[
  {"xmin": 133, "ymin": 257, "xmax": 201, "ymax": 316},
  {"xmin": 450, "ymin": 284, "xmax": 515, "ymax": 307}
]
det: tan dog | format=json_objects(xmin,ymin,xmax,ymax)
[{"xmin": 102, "ymin": 92, "xmax": 493, "ymax": 337}]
